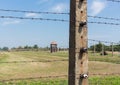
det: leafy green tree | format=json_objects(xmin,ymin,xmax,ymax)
[
  {"xmin": 89, "ymin": 42, "xmax": 103, "ymax": 52},
  {"xmin": 0, "ymin": 48, "xmax": 2, "ymax": 51},
  {"xmin": 33, "ymin": 44, "xmax": 39, "ymax": 49},
  {"xmin": 2, "ymin": 47, "xmax": 9, "ymax": 51},
  {"xmin": 24, "ymin": 45, "xmax": 29, "ymax": 49},
  {"xmin": 96, "ymin": 42, "xmax": 103, "ymax": 52}
]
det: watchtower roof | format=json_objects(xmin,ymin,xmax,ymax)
[{"xmin": 51, "ymin": 41, "xmax": 57, "ymax": 45}]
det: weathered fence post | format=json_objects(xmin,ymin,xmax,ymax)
[{"xmin": 69, "ymin": 0, "xmax": 88, "ymax": 85}]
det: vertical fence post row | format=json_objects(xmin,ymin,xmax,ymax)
[{"xmin": 69, "ymin": 0, "xmax": 88, "ymax": 85}]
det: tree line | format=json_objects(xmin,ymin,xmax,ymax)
[
  {"xmin": 0, "ymin": 47, "xmax": 9, "ymax": 51},
  {"xmin": 11, "ymin": 45, "xmax": 50, "ymax": 51},
  {"xmin": 0, "ymin": 44, "xmax": 69, "ymax": 52},
  {"xmin": 89, "ymin": 42, "xmax": 120, "ymax": 52},
  {"xmin": 0, "ymin": 45, "xmax": 50, "ymax": 52}
]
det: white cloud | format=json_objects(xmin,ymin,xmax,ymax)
[
  {"xmin": 2, "ymin": 20, "xmax": 21, "ymax": 25},
  {"xmin": 25, "ymin": 13, "xmax": 39, "ymax": 17},
  {"xmin": 51, "ymin": 3, "xmax": 68, "ymax": 13},
  {"xmin": 90, "ymin": 0, "xmax": 106, "ymax": 16}
]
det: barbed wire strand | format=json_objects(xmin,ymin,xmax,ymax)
[
  {"xmin": 0, "ymin": 73, "xmax": 120, "ymax": 82},
  {"xmin": 1, "ymin": 9, "xmax": 120, "ymax": 21},
  {"xmin": 0, "ymin": 16, "xmax": 69, "ymax": 22},
  {"xmin": 1, "ymin": 15, "xmax": 120, "ymax": 26},
  {"xmin": 88, "ymin": 39, "xmax": 119, "ymax": 44},
  {"xmin": 107, "ymin": 0, "xmax": 120, "ymax": 2},
  {"xmin": 88, "ymin": 21, "xmax": 120, "ymax": 26},
  {"xmin": 0, "ymin": 8, "xmax": 119, "ymax": 21},
  {"xmin": 0, "ymin": 58, "xmax": 120, "ymax": 64},
  {"xmin": 88, "ymin": 15, "xmax": 120, "ymax": 21},
  {"xmin": 0, "ymin": 38, "xmax": 119, "ymax": 64},
  {"xmin": 0, "ymin": 9, "xmax": 69, "ymax": 15},
  {"xmin": 0, "ymin": 59, "xmax": 68, "ymax": 64},
  {"xmin": 0, "ymin": 75, "xmax": 68, "ymax": 82},
  {"xmin": 0, "ymin": 8, "xmax": 120, "ymax": 22}
]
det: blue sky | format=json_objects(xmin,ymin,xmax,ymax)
[{"xmin": 0, "ymin": 0, "xmax": 119, "ymax": 48}]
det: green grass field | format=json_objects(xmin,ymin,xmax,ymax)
[
  {"xmin": 0, "ymin": 51, "xmax": 120, "ymax": 85},
  {"xmin": 89, "ymin": 51, "xmax": 120, "ymax": 64},
  {"xmin": 0, "ymin": 77, "xmax": 120, "ymax": 85}
]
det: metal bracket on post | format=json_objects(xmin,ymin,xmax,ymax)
[
  {"xmin": 80, "ymin": 22, "xmax": 87, "ymax": 27},
  {"xmin": 80, "ymin": 48, "xmax": 88, "ymax": 53},
  {"xmin": 80, "ymin": 74, "xmax": 88, "ymax": 79}
]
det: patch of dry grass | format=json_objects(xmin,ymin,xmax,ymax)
[{"xmin": 0, "ymin": 51, "xmax": 120, "ymax": 81}]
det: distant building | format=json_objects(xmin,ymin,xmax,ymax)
[{"xmin": 50, "ymin": 41, "xmax": 57, "ymax": 53}]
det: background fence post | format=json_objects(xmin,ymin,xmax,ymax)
[
  {"xmin": 94, "ymin": 42, "xmax": 96, "ymax": 56},
  {"xmin": 102, "ymin": 43, "xmax": 104, "ymax": 56},
  {"xmin": 69, "ymin": 0, "xmax": 88, "ymax": 85},
  {"xmin": 112, "ymin": 42, "xmax": 114, "ymax": 57}
]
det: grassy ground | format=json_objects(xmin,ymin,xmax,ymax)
[
  {"xmin": 89, "ymin": 51, "xmax": 120, "ymax": 64},
  {"xmin": 89, "ymin": 76, "xmax": 120, "ymax": 85},
  {"xmin": 0, "ymin": 77, "xmax": 120, "ymax": 85},
  {"xmin": 0, "ymin": 51, "xmax": 68, "ymax": 80},
  {"xmin": 0, "ymin": 51, "xmax": 120, "ymax": 84}
]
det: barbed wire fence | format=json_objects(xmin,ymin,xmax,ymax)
[
  {"xmin": 0, "ymin": 42, "xmax": 120, "ymax": 85},
  {"xmin": 0, "ymin": 73, "xmax": 120, "ymax": 83},
  {"xmin": 0, "ymin": 0, "xmax": 120, "ymax": 85}
]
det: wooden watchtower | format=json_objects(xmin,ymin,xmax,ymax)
[{"xmin": 50, "ymin": 41, "xmax": 57, "ymax": 53}]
